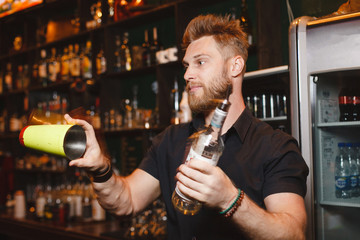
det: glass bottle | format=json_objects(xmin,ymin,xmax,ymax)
[
  {"xmin": 150, "ymin": 27, "xmax": 161, "ymax": 65},
  {"xmin": 171, "ymin": 77, "xmax": 180, "ymax": 125},
  {"xmin": 48, "ymin": 48, "xmax": 60, "ymax": 83},
  {"xmin": 82, "ymin": 40, "xmax": 93, "ymax": 80},
  {"xmin": 61, "ymin": 47, "xmax": 70, "ymax": 82},
  {"xmin": 4, "ymin": 62, "xmax": 12, "ymax": 92},
  {"xmin": 120, "ymin": 32, "xmax": 131, "ymax": 71},
  {"xmin": 142, "ymin": 29, "xmax": 151, "ymax": 67},
  {"xmin": 114, "ymin": 35, "xmax": 122, "ymax": 72},
  {"xmin": 172, "ymin": 96, "xmax": 231, "ymax": 215},
  {"xmin": 239, "ymin": 0, "xmax": 253, "ymax": 46},
  {"xmin": 38, "ymin": 49, "xmax": 49, "ymax": 87},
  {"xmin": 71, "ymin": 44, "xmax": 81, "ymax": 82},
  {"xmin": 82, "ymin": 180, "xmax": 93, "ymax": 222},
  {"xmin": 96, "ymin": 45, "xmax": 107, "ymax": 75}
]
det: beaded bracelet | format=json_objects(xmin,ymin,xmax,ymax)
[
  {"xmin": 89, "ymin": 163, "xmax": 113, "ymax": 183},
  {"xmin": 219, "ymin": 188, "xmax": 244, "ymax": 218}
]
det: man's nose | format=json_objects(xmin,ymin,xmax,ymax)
[{"xmin": 184, "ymin": 66, "xmax": 194, "ymax": 82}]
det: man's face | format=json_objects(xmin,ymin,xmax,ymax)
[{"xmin": 182, "ymin": 36, "xmax": 231, "ymax": 113}]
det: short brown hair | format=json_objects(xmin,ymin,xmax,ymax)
[{"xmin": 182, "ymin": 14, "xmax": 249, "ymax": 62}]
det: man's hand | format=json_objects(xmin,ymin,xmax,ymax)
[
  {"xmin": 175, "ymin": 159, "xmax": 238, "ymax": 211},
  {"xmin": 64, "ymin": 114, "xmax": 108, "ymax": 172}
]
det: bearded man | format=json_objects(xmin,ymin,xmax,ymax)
[{"xmin": 65, "ymin": 14, "xmax": 308, "ymax": 240}]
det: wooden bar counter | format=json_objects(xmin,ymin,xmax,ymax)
[{"xmin": 0, "ymin": 212, "xmax": 126, "ymax": 240}]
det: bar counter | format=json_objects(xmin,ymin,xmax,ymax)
[{"xmin": 0, "ymin": 212, "xmax": 126, "ymax": 240}]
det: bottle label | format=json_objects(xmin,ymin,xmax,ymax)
[
  {"xmin": 335, "ymin": 176, "xmax": 350, "ymax": 190},
  {"xmin": 339, "ymin": 96, "xmax": 352, "ymax": 104},
  {"xmin": 211, "ymin": 108, "xmax": 227, "ymax": 129},
  {"xmin": 185, "ymin": 147, "xmax": 218, "ymax": 166},
  {"xmin": 353, "ymin": 96, "xmax": 360, "ymax": 104},
  {"xmin": 350, "ymin": 175, "xmax": 358, "ymax": 187}
]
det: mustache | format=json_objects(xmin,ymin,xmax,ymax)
[{"xmin": 186, "ymin": 82, "xmax": 203, "ymax": 92}]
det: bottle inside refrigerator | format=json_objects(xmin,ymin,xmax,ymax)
[{"xmin": 311, "ymin": 69, "xmax": 360, "ymax": 240}]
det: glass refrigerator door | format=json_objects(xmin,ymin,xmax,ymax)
[{"xmin": 311, "ymin": 69, "xmax": 360, "ymax": 240}]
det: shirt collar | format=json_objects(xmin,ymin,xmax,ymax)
[
  {"xmin": 231, "ymin": 107, "xmax": 253, "ymax": 143},
  {"xmin": 189, "ymin": 108, "xmax": 253, "ymax": 143}
]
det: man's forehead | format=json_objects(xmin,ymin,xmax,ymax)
[{"xmin": 184, "ymin": 36, "xmax": 221, "ymax": 61}]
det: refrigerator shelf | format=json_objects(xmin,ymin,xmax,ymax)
[
  {"xmin": 320, "ymin": 200, "xmax": 360, "ymax": 208},
  {"xmin": 317, "ymin": 121, "xmax": 360, "ymax": 128}
]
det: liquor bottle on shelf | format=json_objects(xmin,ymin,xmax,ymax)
[
  {"xmin": 44, "ymin": 180, "xmax": 54, "ymax": 221},
  {"xmin": 179, "ymin": 90, "xmax": 192, "ymax": 124},
  {"xmin": 132, "ymin": 85, "xmax": 139, "ymax": 127},
  {"xmin": 15, "ymin": 65, "xmax": 24, "ymax": 89},
  {"xmin": 172, "ymin": 89, "xmax": 231, "ymax": 215},
  {"xmin": 150, "ymin": 27, "xmax": 161, "ymax": 65},
  {"xmin": 38, "ymin": 49, "xmax": 49, "ymax": 87},
  {"xmin": 171, "ymin": 77, "xmax": 180, "ymax": 125},
  {"xmin": 23, "ymin": 64, "xmax": 30, "ymax": 89},
  {"xmin": 120, "ymin": 32, "xmax": 132, "ymax": 71},
  {"xmin": 48, "ymin": 48, "xmax": 61, "ymax": 83},
  {"xmin": 70, "ymin": 44, "xmax": 81, "ymax": 82},
  {"xmin": 142, "ymin": 29, "xmax": 151, "ymax": 67},
  {"xmin": 239, "ymin": 0, "xmax": 253, "ymax": 46},
  {"xmin": 108, "ymin": 0, "xmax": 115, "ymax": 22},
  {"xmin": 4, "ymin": 62, "xmax": 13, "ymax": 92},
  {"xmin": 82, "ymin": 180, "xmax": 93, "ymax": 222},
  {"xmin": 82, "ymin": 40, "xmax": 93, "ymax": 80},
  {"xmin": 92, "ymin": 97, "xmax": 101, "ymax": 129},
  {"xmin": 114, "ymin": 35, "xmax": 122, "ymax": 72},
  {"xmin": 61, "ymin": 47, "xmax": 70, "ymax": 81},
  {"xmin": 35, "ymin": 183, "xmax": 46, "ymax": 221},
  {"xmin": 96, "ymin": 45, "xmax": 107, "ymax": 75}
]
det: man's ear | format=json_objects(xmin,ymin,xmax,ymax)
[{"xmin": 229, "ymin": 55, "xmax": 245, "ymax": 78}]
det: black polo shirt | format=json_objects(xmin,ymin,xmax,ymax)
[{"xmin": 139, "ymin": 107, "xmax": 309, "ymax": 240}]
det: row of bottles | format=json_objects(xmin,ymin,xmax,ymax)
[
  {"xmin": 36, "ymin": 41, "xmax": 93, "ymax": 87},
  {"xmin": 6, "ymin": 170, "xmax": 106, "ymax": 225},
  {"xmin": 0, "ymin": 92, "xmax": 68, "ymax": 133},
  {"xmin": 335, "ymin": 142, "xmax": 360, "ymax": 199},
  {"xmin": 0, "ymin": 41, "xmax": 93, "ymax": 93},
  {"xmin": 15, "ymin": 153, "xmax": 68, "ymax": 172},
  {"xmin": 245, "ymin": 93, "xmax": 287, "ymax": 119},
  {"xmin": 110, "ymin": 27, "xmax": 171, "ymax": 74},
  {"xmin": 0, "ymin": 26, "xmax": 174, "ymax": 94}
]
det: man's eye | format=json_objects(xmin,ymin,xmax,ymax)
[{"xmin": 198, "ymin": 60, "xmax": 205, "ymax": 65}]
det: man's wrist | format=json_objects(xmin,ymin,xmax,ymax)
[{"xmin": 88, "ymin": 162, "xmax": 113, "ymax": 183}]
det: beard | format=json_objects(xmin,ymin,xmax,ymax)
[{"xmin": 186, "ymin": 68, "xmax": 231, "ymax": 114}]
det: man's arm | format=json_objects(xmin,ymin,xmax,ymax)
[
  {"xmin": 93, "ymin": 169, "xmax": 161, "ymax": 216},
  {"xmin": 232, "ymin": 192, "xmax": 306, "ymax": 240},
  {"xmin": 176, "ymin": 160, "xmax": 306, "ymax": 240},
  {"xmin": 64, "ymin": 114, "xmax": 161, "ymax": 217}
]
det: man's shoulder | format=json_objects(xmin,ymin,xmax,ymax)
[{"xmin": 154, "ymin": 122, "xmax": 192, "ymax": 142}]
